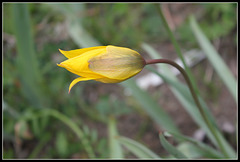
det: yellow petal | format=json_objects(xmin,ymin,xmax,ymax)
[
  {"xmin": 69, "ymin": 77, "xmax": 93, "ymax": 93},
  {"xmin": 59, "ymin": 46, "xmax": 106, "ymax": 59},
  {"xmin": 107, "ymin": 45, "xmax": 141, "ymax": 56},
  {"xmin": 88, "ymin": 45, "xmax": 145, "ymax": 80},
  {"xmin": 95, "ymin": 77, "xmax": 122, "ymax": 83},
  {"xmin": 58, "ymin": 48, "xmax": 107, "ymax": 78}
]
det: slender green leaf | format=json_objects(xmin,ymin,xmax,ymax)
[
  {"xmin": 108, "ymin": 117, "xmax": 124, "ymax": 159},
  {"xmin": 121, "ymin": 79, "xmax": 180, "ymax": 134},
  {"xmin": 189, "ymin": 15, "xmax": 237, "ymax": 102},
  {"xmin": 155, "ymin": 4, "xmax": 199, "ymax": 96},
  {"xmin": 11, "ymin": 4, "xmax": 46, "ymax": 107},
  {"xmin": 168, "ymin": 131, "xmax": 224, "ymax": 158},
  {"xmin": 177, "ymin": 142, "xmax": 210, "ymax": 159},
  {"xmin": 159, "ymin": 133, "xmax": 187, "ymax": 159},
  {"xmin": 67, "ymin": 19, "xmax": 101, "ymax": 48},
  {"xmin": 118, "ymin": 136, "xmax": 160, "ymax": 159},
  {"xmin": 51, "ymin": 4, "xmax": 101, "ymax": 48}
]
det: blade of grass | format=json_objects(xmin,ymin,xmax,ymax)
[
  {"xmin": 51, "ymin": 4, "xmax": 101, "ymax": 48},
  {"xmin": 177, "ymin": 142, "xmax": 215, "ymax": 159},
  {"xmin": 154, "ymin": 4, "xmax": 199, "ymax": 96},
  {"xmin": 67, "ymin": 18, "xmax": 101, "ymax": 48},
  {"xmin": 167, "ymin": 131, "xmax": 224, "ymax": 158},
  {"xmin": 108, "ymin": 117, "xmax": 124, "ymax": 159},
  {"xmin": 121, "ymin": 79, "xmax": 180, "ymax": 134},
  {"xmin": 159, "ymin": 132, "xmax": 187, "ymax": 159},
  {"xmin": 117, "ymin": 136, "xmax": 160, "ymax": 159},
  {"xmin": 189, "ymin": 15, "xmax": 237, "ymax": 102},
  {"xmin": 11, "ymin": 4, "xmax": 46, "ymax": 107}
]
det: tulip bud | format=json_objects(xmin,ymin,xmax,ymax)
[{"xmin": 57, "ymin": 45, "xmax": 146, "ymax": 93}]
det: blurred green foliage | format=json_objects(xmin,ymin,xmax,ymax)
[
  {"xmin": 3, "ymin": 3, "xmax": 236, "ymax": 159},
  {"xmin": 82, "ymin": 3, "xmax": 166, "ymax": 48},
  {"xmin": 176, "ymin": 3, "xmax": 236, "ymax": 48},
  {"xmin": 200, "ymin": 3, "xmax": 236, "ymax": 40}
]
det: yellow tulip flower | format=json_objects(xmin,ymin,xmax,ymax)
[{"xmin": 57, "ymin": 45, "xmax": 146, "ymax": 93}]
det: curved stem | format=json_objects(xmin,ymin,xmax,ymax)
[{"xmin": 146, "ymin": 59, "xmax": 228, "ymax": 157}]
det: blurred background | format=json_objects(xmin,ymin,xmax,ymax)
[{"xmin": 3, "ymin": 3, "xmax": 237, "ymax": 159}]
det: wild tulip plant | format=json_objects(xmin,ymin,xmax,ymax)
[
  {"xmin": 57, "ymin": 45, "xmax": 227, "ymax": 157},
  {"xmin": 57, "ymin": 46, "xmax": 199, "ymax": 104}
]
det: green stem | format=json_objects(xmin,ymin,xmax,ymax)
[
  {"xmin": 146, "ymin": 59, "xmax": 228, "ymax": 157},
  {"xmin": 154, "ymin": 4, "xmax": 199, "ymax": 96}
]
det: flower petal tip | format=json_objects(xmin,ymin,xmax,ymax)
[
  {"xmin": 68, "ymin": 85, "xmax": 74, "ymax": 94},
  {"xmin": 56, "ymin": 63, "xmax": 63, "ymax": 67},
  {"xmin": 58, "ymin": 49, "xmax": 66, "ymax": 54}
]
